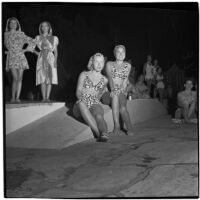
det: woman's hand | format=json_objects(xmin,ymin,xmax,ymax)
[{"xmin": 82, "ymin": 88, "xmax": 98, "ymax": 96}]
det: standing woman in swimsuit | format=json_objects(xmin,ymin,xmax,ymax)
[
  {"xmin": 35, "ymin": 21, "xmax": 59, "ymax": 102},
  {"xmin": 75, "ymin": 53, "xmax": 109, "ymax": 142},
  {"xmin": 4, "ymin": 17, "xmax": 36, "ymax": 102},
  {"xmin": 106, "ymin": 45, "xmax": 134, "ymax": 135}
]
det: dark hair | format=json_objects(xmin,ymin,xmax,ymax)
[{"xmin": 184, "ymin": 77, "xmax": 195, "ymax": 85}]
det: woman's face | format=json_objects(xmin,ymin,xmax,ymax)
[
  {"xmin": 154, "ymin": 60, "xmax": 158, "ymax": 66},
  {"xmin": 9, "ymin": 19, "xmax": 18, "ymax": 30},
  {"xmin": 41, "ymin": 22, "xmax": 49, "ymax": 34},
  {"xmin": 93, "ymin": 55, "xmax": 104, "ymax": 72},
  {"xmin": 158, "ymin": 68, "xmax": 162, "ymax": 74},
  {"xmin": 115, "ymin": 47, "xmax": 126, "ymax": 61},
  {"xmin": 139, "ymin": 75, "xmax": 144, "ymax": 82},
  {"xmin": 147, "ymin": 55, "xmax": 152, "ymax": 62},
  {"xmin": 185, "ymin": 80, "xmax": 193, "ymax": 90}
]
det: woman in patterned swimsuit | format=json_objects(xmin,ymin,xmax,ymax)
[
  {"xmin": 106, "ymin": 45, "xmax": 134, "ymax": 135},
  {"xmin": 75, "ymin": 53, "xmax": 109, "ymax": 142},
  {"xmin": 4, "ymin": 17, "xmax": 35, "ymax": 102}
]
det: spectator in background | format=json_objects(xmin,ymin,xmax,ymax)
[
  {"xmin": 174, "ymin": 78, "xmax": 197, "ymax": 123},
  {"xmin": 155, "ymin": 67, "xmax": 165, "ymax": 104},
  {"xmin": 128, "ymin": 74, "xmax": 150, "ymax": 99},
  {"xmin": 143, "ymin": 55, "xmax": 154, "ymax": 97}
]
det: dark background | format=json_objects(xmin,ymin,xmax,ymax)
[{"xmin": 2, "ymin": 2, "xmax": 199, "ymax": 103}]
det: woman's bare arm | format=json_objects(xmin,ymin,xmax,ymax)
[
  {"xmin": 76, "ymin": 72, "xmax": 85, "ymax": 100},
  {"xmin": 106, "ymin": 62, "xmax": 115, "ymax": 91}
]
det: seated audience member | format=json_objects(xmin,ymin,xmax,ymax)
[
  {"xmin": 174, "ymin": 78, "xmax": 197, "ymax": 123},
  {"xmin": 136, "ymin": 74, "xmax": 150, "ymax": 99}
]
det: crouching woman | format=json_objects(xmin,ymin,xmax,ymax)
[{"xmin": 74, "ymin": 53, "xmax": 109, "ymax": 142}]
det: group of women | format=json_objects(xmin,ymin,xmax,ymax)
[
  {"xmin": 143, "ymin": 55, "xmax": 165, "ymax": 103},
  {"xmin": 5, "ymin": 17, "xmax": 133, "ymax": 143},
  {"xmin": 4, "ymin": 17, "xmax": 58, "ymax": 103},
  {"xmin": 75, "ymin": 45, "xmax": 134, "ymax": 142}
]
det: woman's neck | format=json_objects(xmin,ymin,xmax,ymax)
[
  {"xmin": 91, "ymin": 70, "xmax": 101, "ymax": 76},
  {"xmin": 43, "ymin": 33, "xmax": 48, "ymax": 37},
  {"xmin": 116, "ymin": 60, "xmax": 123, "ymax": 66},
  {"xmin": 10, "ymin": 29, "xmax": 16, "ymax": 33}
]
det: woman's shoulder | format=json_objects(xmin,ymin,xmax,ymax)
[
  {"xmin": 124, "ymin": 61, "xmax": 131, "ymax": 68},
  {"xmin": 53, "ymin": 36, "xmax": 59, "ymax": 44},
  {"xmin": 101, "ymin": 74, "xmax": 108, "ymax": 81},
  {"xmin": 79, "ymin": 71, "xmax": 88, "ymax": 78},
  {"xmin": 106, "ymin": 61, "xmax": 114, "ymax": 66},
  {"xmin": 35, "ymin": 35, "xmax": 41, "ymax": 40}
]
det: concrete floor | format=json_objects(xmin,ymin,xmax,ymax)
[{"xmin": 5, "ymin": 115, "xmax": 198, "ymax": 198}]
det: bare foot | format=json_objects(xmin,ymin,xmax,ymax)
[
  {"xmin": 97, "ymin": 133, "xmax": 109, "ymax": 142},
  {"xmin": 10, "ymin": 98, "xmax": 15, "ymax": 103},
  {"xmin": 16, "ymin": 99, "xmax": 21, "ymax": 103},
  {"xmin": 113, "ymin": 127, "xmax": 121, "ymax": 135},
  {"xmin": 126, "ymin": 129, "xmax": 134, "ymax": 135}
]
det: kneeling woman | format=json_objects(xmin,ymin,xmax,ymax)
[{"xmin": 75, "ymin": 53, "xmax": 109, "ymax": 142}]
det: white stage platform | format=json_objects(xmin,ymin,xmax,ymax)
[
  {"xmin": 6, "ymin": 99, "xmax": 167, "ymax": 149},
  {"xmin": 6, "ymin": 102, "xmax": 65, "ymax": 134}
]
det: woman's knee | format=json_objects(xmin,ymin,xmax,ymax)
[{"xmin": 119, "ymin": 105, "xmax": 127, "ymax": 113}]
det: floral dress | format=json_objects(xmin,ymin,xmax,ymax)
[
  {"xmin": 4, "ymin": 31, "xmax": 35, "ymax": 71},
  {"xmin": 35, "ymin": 35, "xmax": 59, "ymax": 85}
]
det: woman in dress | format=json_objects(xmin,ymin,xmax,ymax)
[
  {"xmin": 106, "ymin": 45, "xmax": 134, "ymax": 135},
  {"xmin": 4, "ymin": 17, "xmax": 35, "ymax": 102},
  {"xmin": 155, "ymin": 67, "xmax": 165, "ymax": 103},
  {"xmin": 35, "ymin": 21, "xmax": 58, "ymax": 102},
  {"xmin": 75, "ymin": 53, "xmax": 109, "ymax": 142}
]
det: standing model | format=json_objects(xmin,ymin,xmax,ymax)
[
  {"xmin": 4, "ymin": 17, "xmax": 35, "ymax": 102},
  {"xmin": 35, "ymin": 21, "xmax": 59, "ymax": 102}
]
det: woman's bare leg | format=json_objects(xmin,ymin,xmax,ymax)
[
  {"xmin": 10, "ymin": 68, "xmax": 18, "ymax": 102},
  {"xmin": 146, "ymin": 80, "xmax": 152, "ymax": 96},
  {"xmin": 158, "ymin": 88, "xmax": 164, "ymax": 104},
  {"xmin": 91, "ymin": 105, "xmax": 108, "ymax": 134},
  {"xmin": 111, "ymin": 95, "xmax": 121, "ymax": 134},
  {"xmin": 41, "ymin": 83, "xmax": 46, "ymax": 101},
  {"xmin": 46, "ymin": 84, "xmax": 52, "ymax": 101},
  {"xmin": 119, "ymin": 94, "xmax": 134, "ymax": 134},
  {"xmin": 78, "ymin": 101, "xmax": 100, "ymax": 138},
  {"xmin": 188, "ymin": 102, "xmax": 196, "ymax": 119},
  {"xmin": 16, "ymin": 69, "xmax": 24, "ymax": 102}
]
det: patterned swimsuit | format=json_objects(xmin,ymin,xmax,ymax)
[
  {"xmin": 110, "ymin": 62, "xmax": 129, "ymax": 96},
  {"xmin": 78, "ymin": 72, "xmax": 105, "ymax": 109}
]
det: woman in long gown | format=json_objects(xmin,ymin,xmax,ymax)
[
  {"xmin": 35, "ymin": 21, "xmax": 59, "ymax": 102},
  {"xmin": 4, "ymin": 17, "xmax": 35, "ymax": 102}
]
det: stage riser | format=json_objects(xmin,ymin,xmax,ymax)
[
  {"xmin": 6, "ymin": 99, "xmax": 167, "ymax": 149},
  {"xmin": 6, "ymin": 103, "xmax": 65, "ymax": 134}
]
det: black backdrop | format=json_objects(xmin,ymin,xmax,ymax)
[{"xmin": 2, "ymin": 3, "xmax": 198, "ymax": 103}]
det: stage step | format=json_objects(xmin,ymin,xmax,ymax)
[
  {"xmin": 6, "ymin": 102, "xmax": 65, "ymax": 134},
  {"xmin": 6, "ymin": 99, "xmax": 167, "ymax": 149}
]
